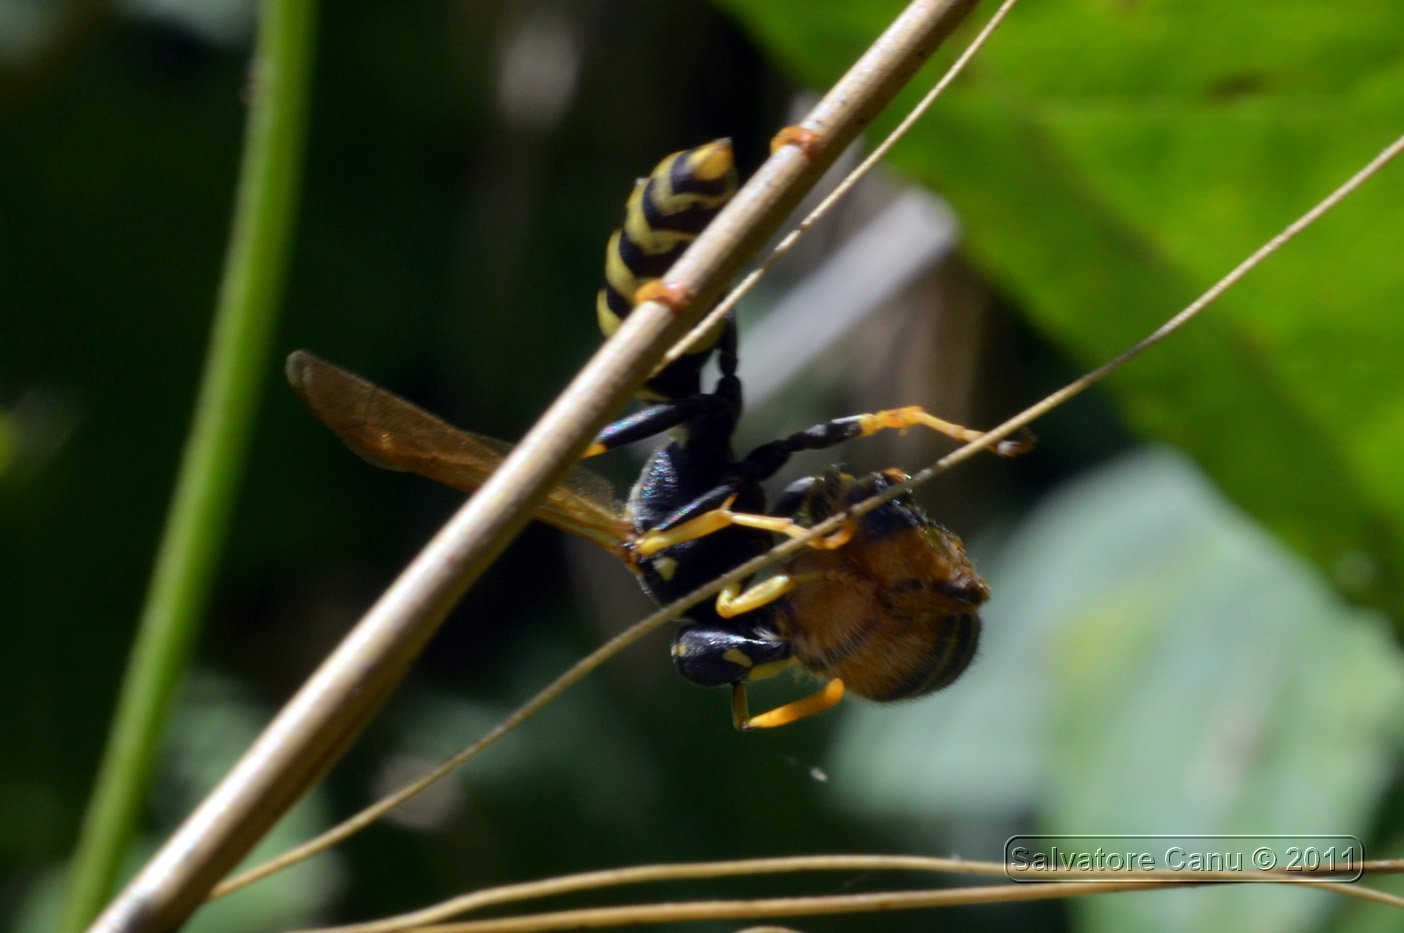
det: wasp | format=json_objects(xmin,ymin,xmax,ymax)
[{"xmin": 289, "ymin": 139, "xmax": 1029, "ymax": 729}]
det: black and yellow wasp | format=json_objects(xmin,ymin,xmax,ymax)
[{"xmin": 289, "ymin": 139, "xmax": 1028, "ymax": 729}]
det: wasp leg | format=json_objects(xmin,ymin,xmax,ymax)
[
  {"xmin": 770, "ymin": 124, "xmax": 824, "ymax": 159},
  {"xmin": 583, "ymin": 393, "xmax": 729, "ymax": 458},
  {"xmin": 586, "ymin": 317, "xmax": 741, "ymax": 456},
  {"xmin": 855, "ymin": 406, "xmax": 1034, "ymax": 457},
  {"xmin": 632, "ymin": 279, "xmax": 694, "ymax": 312},
  {"xmin": 731, "ymin": 405, "xmax": 1033, "ymax": 486},
  {"xmin": 715, "ymin": 571, "xmax": 830, "ymax": 619},
  {"xmin": 634, "ymin": 497, "xmax": 853, "ymax": 556},
  {"xmin": 732, "ymin": 678, "xmax": 846, "ymax": 731},
  {"xmin": 671, "ymin": 621, "xmax": 792, "ymax": 690}
]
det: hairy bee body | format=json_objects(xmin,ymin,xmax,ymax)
[{"xmin": 772, "ymin": 469, "xmax": 987, "ymax": 702}]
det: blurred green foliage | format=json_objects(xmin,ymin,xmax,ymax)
[{"xmin": 4, "ymin": 1, "xmax": 1403, "ymax": 930}]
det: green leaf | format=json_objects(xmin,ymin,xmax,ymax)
[
  {"xmin": 1040, "ymin": 453, "xmax": 1404, "ymax": 932},
  {"xmin": 718, "ymin": 0, "xmax": 1404, "ymax": 621}
]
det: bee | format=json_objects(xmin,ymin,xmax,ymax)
[{"xmin": 289, "ymin": 139, "xmax": 1028, "ymax": 729}]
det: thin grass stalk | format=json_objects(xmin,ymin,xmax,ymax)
[
  {"xmin": 308, "ymin": 854, "xmax": 1404, "ymax": 933},
  {"xmin": 61, "ymin": 1, "xmax": 319, "ymax": 930}
]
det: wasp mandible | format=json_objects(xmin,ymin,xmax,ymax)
[{"xmin": 289, "ymin": 139, "xmax": 1030, "ymax": 729}]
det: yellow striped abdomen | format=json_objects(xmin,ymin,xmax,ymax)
[{"xmin": 597, "ymin": 139, "xmax": 737, "ymax": 400}]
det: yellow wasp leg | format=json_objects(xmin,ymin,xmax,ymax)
[
  {"xmin": 856, "ymin": 405, "xmax": 1034, "ymax": 457},
  {"xmin": 725, "ymin": 510, "xmax": 854, "ymax": 549},
  {"xmin": 732, "ymin": 678, "xmax": 846, "ymax": 731},
  {"xmin": 634, "ymin": 498, "xmax": 854, "ymax": 557},
  {"xmin": 771, "ymin": 124, "xmax": 823, "ymax": 159},
  {"xmin": 714, "ymin": 571, "xmax": 830, "ymax": 619},
  {"xmin": 633, "ymin": 279, "xmax": 695, "ymax": 312}
]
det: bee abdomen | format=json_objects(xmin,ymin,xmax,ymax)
[
  {"xmin": 782, "ymin": 583, "xmax": 983, "ymax": 704},
  {"xmin": 887, "ymin": 610, "xmax": 982, "ymax": 699}
]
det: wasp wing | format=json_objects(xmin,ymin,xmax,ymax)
[{"xmin": 286, "ymin": 350, "xmax": 632, "ymax": 556}]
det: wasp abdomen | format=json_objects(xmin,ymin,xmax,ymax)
[{"xmin": 597, "ymin": 139, "xmax": 737, "ymax": 401}]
